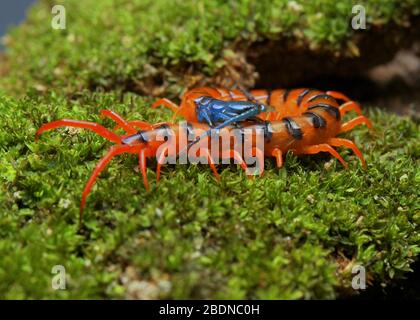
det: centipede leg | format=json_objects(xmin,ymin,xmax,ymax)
[
  {"xmin": 156, "ymin": 146, "xmax": 170, "ymax": 183},
  {"xmin": 151, "ymin": 98, "xmax": 179, "ymax": 112},
  {"xmin": 328, "ymin": 138, "xmax": 366, "ymax": 168},
  {"xmin": 339, "ymin": 101, "xmax": 363, "ymax": 117},
  {"xmin": 340, "ymin": 116, "xmax": 373, "ymax": 133},
  {"xmin": 80, "ymin": 144, "xmax": 141, "ymax": 223},
  {"xmin": 114, "ymin": 120, "xmax": 152, "ymax": 133},
  {"xmin": 139, "ymin": 148, "xmax": 151, "ymax": 191},
  {"xmin": 221, "ymin": 150, "xmax": 248, "ymax": 173},
  {"xmin": 100, "ymin": 109, "xmax": 137, "ymax": 134},
  {"xmin": 250, "ymin": 147, "xmax": 265, "ymax": 176},
  {"xmin": 271, "ymin": 148, "xmax": 283, "ymax": 168},
  {"xmin": 36, "ymin": 119, "xmax": 122, "ymax": 144},
  {"xmin": 199, "ymin": 148, "xmax": 220, "ymax": 181},
  {"xmin": 326, "ymin": 91, "xmax": 351, "ymax": 102},
  {"xmin": 300, "ymin": 144, "xmax": 348, "ymax": 168},
  {"xmin": 124, "ymin": 120, "xmax": 152, "ymax": 131}
]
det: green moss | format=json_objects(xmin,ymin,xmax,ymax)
[
  {"xmin": 0, "ymin": 90, "xmax": 418, "ymax": 299},
  {"xmin": 0, "ymin": 0, "xmax": 419, "ymax": 299},
  {"xmin": 2, "ymin": 0, "xmax": 420, "ymax": 95}
]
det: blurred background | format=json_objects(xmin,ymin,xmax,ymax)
[
  {"xmin": 1, "ymin": 0, "xmax": 418, "ymax": 117},
  {"xmin": 0, "ymin": 1, "xmax": 34, "ymax": 50}
]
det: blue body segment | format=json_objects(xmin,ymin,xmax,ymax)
[{"xmin": 194, "ymin": 96, "xmax": 267, "ymax": 128}]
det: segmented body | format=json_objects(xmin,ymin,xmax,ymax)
[
  {"xmin": 153, "ymin": 86, "xmax": 369, "ymax": 122},
  {"xmin": 36, "ymin": 87, "xmax": 373, "ymax": 221},
  {"xmin": 152, "ymin": 87, "xmax": 373, "ymax": 160}
]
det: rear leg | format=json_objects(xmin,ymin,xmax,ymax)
[
  {"xmin": 80, "ymin": 144, "xmax": 142, "ymax": 223},
  {"xmin": 299, "ymin": 143, "xmax": 348, "ymax": 168},
  {"xmin": 328, "ymin": 138, "xmax": 366, "ymax": 168},
  {"xmin": 36, "ymin": 119, "xmax": 122, "ymax": 144}
]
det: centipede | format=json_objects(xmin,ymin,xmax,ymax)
[{"xmin": 36, "ymin": 87, "xmax": 373, "ymax": 222}]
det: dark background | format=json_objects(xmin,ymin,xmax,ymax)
[{"xmin": 0, "ymin": 0, "xmax": 35, "ymax": 49}]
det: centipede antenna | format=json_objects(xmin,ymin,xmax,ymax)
[{"xmin": 233, "ymin": 82, "xmax": 259, "ymax": 104}]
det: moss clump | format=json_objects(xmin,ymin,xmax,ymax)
[
  {"xmin": 0, "ymin": 0, "xmax": 419, "ymax": 299},
  {"xmin": 2, "ymin": 0, "xmax": 420, "ymax": 96},
  {"xmin": 0, "ymin": 90, "xmax": 418, "ymax": 299}
]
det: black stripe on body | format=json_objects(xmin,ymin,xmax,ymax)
[
  {"xmin": 185, "ymin": 122, "xmax": 196, "ymax": 142},
  {"xmin": 307, "ymin": 103, "xmax": 341, "ymax": 120},
  {"xmin": 263, "ymin": 121, "xmax": 273, "ymax": 141},
  {"xmin": 266, "ymin": 90, "xmax": 272, "ymax": 105},
  {"xmin": 139, "ymin": 131, "xmax": 149, "ymax": 142},
  {"xmin": 247, "ymin": 121, "xmax": 273, "ymax": 141},
  {"xmin": 121, "ymin": 130, "xmax": 149, "ymax": 144},
  {"xmin": 282, "ymin": 117, "xmax": 303, "ymax": 140},
  {"xmin": 283, "ymin": 89, "xmax": 291, "ymax": 103},
  {"xmin": 303, "ymin": 111, "xmax": 327, "ymax": 128},
  {"xmin": 234, "ymin": 121, "xmax": 273, "ymax": 142},
  {"xmin": 155, "ymin": 123, "xmax": 171, "ymax": 141},
  {"xmin": 297, "ymin": 89, "xmax": 313, "ymax": 107},
  {"xmin": 307, "ymin": 93, "xmax": 335, "ymax": 103}
]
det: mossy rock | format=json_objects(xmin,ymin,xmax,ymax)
[{"xmin": 0, "ymin": 0, "xmax": 419, "ymax": 299}]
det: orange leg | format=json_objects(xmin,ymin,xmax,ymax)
[
  {"xmin": 326, "ymin": 91, "xmax": 351, "ymax": 102},
  {"xmin": 221, "ymin": 149, "xmax": 248, "ymax": 173},
  {"xmin": 151, "ymin": 98, "xmax": 179, "ymax": 113},
  {"xmin": 199, "ymin": 148, "xmax": 220, "ymax": 181},
  {"xmin": 328, "ymin": 138, "xmax": 366, "ymax": 168},
  {"xmin": 339, "ymin": 101, "xmax": 363, "ymax": 117},
  {"xmin": 114, "ymin": 120, "xmax": 152, "ymax": 132},
  {"xmin": 139, "ymin": 148, "xmax": 151, "ymax": 191},
  {"xmin": 300, "ymin": 144, "xmax": 348, "ymax": 168},
  {"xmin": 271, "ymin": 148, "xmax": 283, "ymax": 168},
  {"xmin": 340, "ymin": 116, "xmax": 373, "ymax": 133},
  {"xmin": 80, "ymin": 144, "xmax": 143, "ymax": 222},
  {"xmin": 100, "ymin": 110, "xmax": 137, "ymax": 134},
  {"xmin": 36, "ymin": 119, "xmax": 122, "ymax": 144},
  {"xmin": 249, "ymin": 147, "xmax": 265, "ymax": 176},
  {"xmin": 156, "ymin": 146, "xmax": 170, "ymax": 183}
]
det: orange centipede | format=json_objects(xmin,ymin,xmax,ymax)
[
  {"xmin": 152, "ymin": 87, "xmax": 373, "ymax": 166},
  {"xmin": 36, "ymin": 87, "xmax": 373, "ymax": 221}
]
